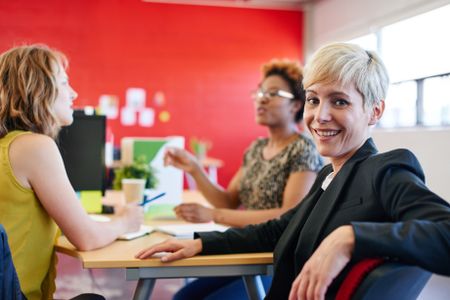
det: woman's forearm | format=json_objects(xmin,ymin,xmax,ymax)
[
  {"xmin": 190, "ymin": 168, "xmax": 237, "ymax": 209},
  {"xmin": 213, "ymin": 207, "xmax": 287, "ymax": 227}
]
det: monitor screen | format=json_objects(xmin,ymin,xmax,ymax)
[{"xmin": 57, "ymin": 113, "xmax": 106, "ymax": 193}]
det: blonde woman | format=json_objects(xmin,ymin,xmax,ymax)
[
  {"xmin": 159, "ymin": 59, "xmax": 323, "ymax": 300},
  {"xmin": 137, "ymin": 43, "xmax": 450, "ymax": 300}
]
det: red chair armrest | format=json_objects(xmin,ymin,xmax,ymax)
[{"xmin": 336, "ymin": 258, "xmax": 385, "ymax": 300}]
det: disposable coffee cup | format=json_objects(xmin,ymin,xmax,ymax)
[{"xmin": 122, "ymin": 178, "xmax": 146, "ymax": 203}]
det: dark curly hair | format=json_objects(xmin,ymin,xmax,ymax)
[{"xmin": 261, "ymin": 58, "xmax": 305, "ymax": 122}]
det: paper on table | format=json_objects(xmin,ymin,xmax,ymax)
[
  {"xmin": 89, "ymin": 214, "xmax": 111, "ymax": 222},
  {"xmin": 89, "ymin": 215, "xmax": 153, "ymax": 240},
  {"xmin": 118, "ymin": 225, "xmax": 154, "ymax": 240},
  {"xmin": 155, "ymin": 223, "xmax": 229, "ymax": 239}
]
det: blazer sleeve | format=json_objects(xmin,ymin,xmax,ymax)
[
  {"xmin": 197, "ymin": 206, "xmax": 297, "ymax": 254},
  {"xmin": 351, "ymin": 150, "xmax": 450, "ymax": 275},
  {"xmin": 197, "ymin": 164, "xmax": 333, "ymax": 255}
]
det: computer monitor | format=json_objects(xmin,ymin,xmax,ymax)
[{"xmin": 57, "ymin": 112, "xmax": 106, "ymax": 194}]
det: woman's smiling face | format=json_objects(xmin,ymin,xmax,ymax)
[{"xmin": 304, "ymin": 80, "xmax": 383, "ymax": 171}]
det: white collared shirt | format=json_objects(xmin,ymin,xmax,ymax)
[{"xmin": 321, "ymin": 172, "xmax": 334, "ymax": 190}]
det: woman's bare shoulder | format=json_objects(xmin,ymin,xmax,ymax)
[
  {"xmin": 11, "ymin": 132, "xmax": 55, "ymax": 149},
  {"xmin": 8, "ymin": 133, "xmax": 60, "ymax": 188},
  {"xmin": 10, "ymin": 133, "xmax": 59, "ymax": 163}
]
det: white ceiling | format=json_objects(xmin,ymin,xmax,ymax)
[{"xmin": 142, "ymin": 0, "xmax": 319, "ymax": 11}]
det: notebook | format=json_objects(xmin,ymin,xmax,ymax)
[
  {"xmin": 89, "ymin": 215, "xmax": 153, "ymax": 240},
  {"xmin": 118, "ymin": 225, "xmax": 154, "ymax": 240},
  {"xmin": 89, "ymin": 214, "xmax": 111, "ymax": 222},
  {"xmin": 154, "ymin": 223, "xmax": 229, "ymax": 239}
]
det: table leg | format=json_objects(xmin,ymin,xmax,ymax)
[
  {"xmin": 208, "ymin": 166, "xmax": 218, "ymax": 183},
  {"xmin": 185, "ymin": 173, "xmax": 197, "ymax": 190},
  {"xmin": 133, "ymin": 278, "xmax": 156, "ymax": 300},
  {"xmin": 243, "ymin": 275, "xmax": 266, "ymax": 300}
]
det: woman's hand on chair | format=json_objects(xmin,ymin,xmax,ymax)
[{"xmin": 288, "ymin": 225, "xmax": 355, "ymax": 300}]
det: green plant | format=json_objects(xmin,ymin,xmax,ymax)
[
  {"xmin": 189, "ymin": 137, "xmax": 212, "ymax": 159},
  {"xmin": 113, "ymin": 155, "xmax": 157, "ymax": 190}
]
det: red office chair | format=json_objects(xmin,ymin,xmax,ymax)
[{"xmin": 336, "ymin": 258, "xmax": 432, "ymax": 300}]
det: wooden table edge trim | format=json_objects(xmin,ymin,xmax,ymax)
[{"xmin": 55, "ymin": 243, "xmax": 273, "ymax": 269}]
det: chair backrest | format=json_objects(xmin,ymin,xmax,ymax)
[
  {"xmin": 1, "ymin": 225, "xmax": 105, "ymax": 300},
  {"xmin": 336, "ymin": 258, "xmax": 432, "ymax": 300},
  {"xmin": 0, "ymin": 224, "xmax": 26, "ymax": 300}
]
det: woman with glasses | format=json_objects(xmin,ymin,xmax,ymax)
[
  {"xmin": 166, "ymin": 59, "xmax": 323, "ymax": 227},
  {"xmin": 137, "ymin": 42, "xmax": 450, "ymax": 299},
  {"xmin": 163, "ymin": 59, "xmax": 323, "ymax": 299}
]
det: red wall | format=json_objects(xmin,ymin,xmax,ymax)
[{"xmin": 0, "ymin": 0, "xmax": 304, "ymax": 186}]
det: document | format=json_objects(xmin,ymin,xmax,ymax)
[
  {"xmin": 118, "ymin": 225, "xmax": 154, "ymax": 240},
  {"xmin": 88, "ymin": 215, "xmax": 227, "ymax": 240},
  {"xmin": 154, "ymin": 223, "xmax": 229, "ymax": 239}
]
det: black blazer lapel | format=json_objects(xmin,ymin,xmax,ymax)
[
  {"xmin": 273, "ymin": 163, "xmax": 331, "ymax": 260},
  {"xmin": 294, "ymin": 139, "xmax": 378, "ymax": 269},
  {"xmin": 267, "ymin": 172, "xmax": 328, "ymax": 300},
  {"xmin": 275, "ymin": 186, "xmax": 324, "ymax": 256}
]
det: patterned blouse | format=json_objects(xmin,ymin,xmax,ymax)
[{"xmin": 238, "ymin": 134, "xmax": 323, "ymax": 209}]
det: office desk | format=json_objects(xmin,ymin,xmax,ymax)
[{"xmin": 56, "ymin": 191, "xmax": 273, "ymax": 300}]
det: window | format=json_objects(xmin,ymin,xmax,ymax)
[
  {"xmin": 380, "ymin": 81, "xmax": 417, "ymax": 128},
  {"xmin": 382, "ymin": 5, "xmax": 450, "ymax": 83},
  {"xmin": 348, "ymin": 34, "xmax": 377, "ymax": 53},
  {"xmin": 348, "ymin": 4, "xmax": 450, "ymax": 128},
  {"xmin": 423, "ymin": 75, "xmax": 450, "ymax": 126}
]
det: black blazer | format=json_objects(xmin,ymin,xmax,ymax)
[{"xmin": 197, "ymin": 138, "xmax": 450, "ymax": 299}]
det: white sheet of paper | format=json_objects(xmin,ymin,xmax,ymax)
[
  {"xmin": 155, "ymin": 223, "xmax": 228, "ymax": 239},
  {"xmin": 118, "ymin": 225, "xmax": 154, "ymax": 240}
]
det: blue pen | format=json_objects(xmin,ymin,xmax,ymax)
[{"xmin": 140, "ymin": 192, "xmax": 166, "ymax": 206}]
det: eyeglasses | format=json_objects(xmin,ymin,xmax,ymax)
[{"xmin": 251, "ymin": 89, "xmax": 295, "ymax": 101}]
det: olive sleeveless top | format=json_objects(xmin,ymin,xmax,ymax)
[{"xmin": 0, "ymin": 131, "xmax": 59, "ymax": 300}]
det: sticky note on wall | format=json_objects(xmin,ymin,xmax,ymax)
[{"xmin": 80, "ymin": 191, "xmax": 102, "ymax": 213}]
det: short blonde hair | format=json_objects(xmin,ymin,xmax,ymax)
[
  {"xmin": 261, "ymin": 58, "xmax": 305, "ymax": 122},
  {"xmin": 0, "ymin": 44, "xmax": 67, "ymax": 139},
  {"xmin": 303, "ymin": 42, "xmax": 389, "ymax": 109}
]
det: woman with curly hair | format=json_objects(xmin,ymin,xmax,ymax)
[{"xmin": 165, "ymin": 59, "xmax": 323, "ymax": 300}]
